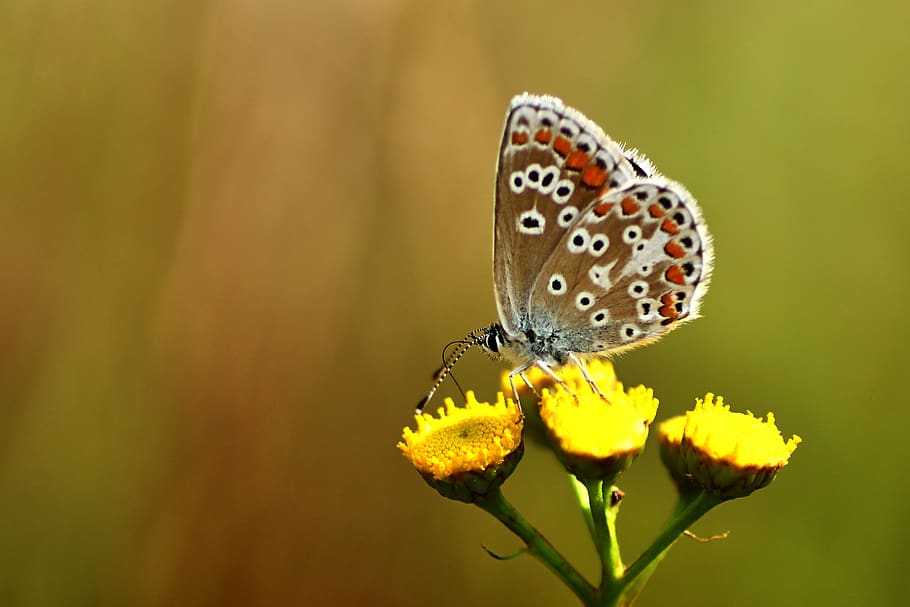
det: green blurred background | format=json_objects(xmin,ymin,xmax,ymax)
[{"xmin": 1, "ymin": 0, "xmax": 908, "ymax": 605}]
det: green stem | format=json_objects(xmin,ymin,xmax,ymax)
[
  {"xmin": 571, "ymin": 476, "xmax": 597, "ymax": 545},
  {"xmin": 477, "ymin": 488, "xmax": 596, "ymax": 605},
  {"xmin": 584, "ymin": 479, "xmax": 623, "ymax": 587},
  {"xmin": 615, "ymin": 491, "xmax": 722, "ymax": 604}
]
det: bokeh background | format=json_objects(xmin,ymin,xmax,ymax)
[{"xmin": 2, "ymin": 1, "xmax": 908, "ymax": 605}]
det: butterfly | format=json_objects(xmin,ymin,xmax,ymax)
[{"xmin": 419, "ymin": 93, "xmax": 712, "ymax": 410}]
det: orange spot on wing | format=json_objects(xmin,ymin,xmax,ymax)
[
  {"xmin": 566, "ymin": 150, "xmax": 589, "ymax": 170},
  {"xmin": 665, "ymin": 265, "xmax": 686, "ymax": 285},
  {"xmin": 661, "ymin": 218, "xmax": 680, "ymax": 234},
  {"xmin": 512, "ymin": 131, "xmax": 529, "ymax": 145},
  {"xmin": 648, "ymin": 204, "xmax": 666, "ymax": 218},
  {"xmin": 534, "ymin": 128, "xmax": 552, "ymax": 144},
  {"xmin": 553, "ymin": 136, "xmax": 571, "ymax": 157},
  {"xmin": 659, "ymin": 293, "xmax": 679, "ymax": 320},
  {"xmin": 581, "ymin": 165, "xmax": 607, "ymax": 188},
  {"xmin": 593, "ymin": 201, "xmax": 614, "ymax": 217},
  {"xmin": 664, "ymin": 242, "xmax": 686, "ymax": 259},
  {"xmin": 620, "ymin": 197, "xmax": 640, "ymax": 215}
]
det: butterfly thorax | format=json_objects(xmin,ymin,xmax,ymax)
[{"xmin": 480, "ymin": 321, "xmax": 574, "ymax": 367}]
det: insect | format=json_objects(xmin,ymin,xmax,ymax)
[{"xmin": 419, "ymin": 93, "xmax": 712, "ymax": 410}]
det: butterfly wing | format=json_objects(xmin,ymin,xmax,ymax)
[
  {"xmin": 526, "ymin": 177, "xmax": 713, "ymax": 355},
  {"xmin": 493, "ymin": 94, "xmax": 638, "ymax": 338}
]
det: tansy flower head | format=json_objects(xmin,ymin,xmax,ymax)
[
  {"xmin": 658, "ymin": 393, "xmax": 801, "ymax": 499},
  {"xmin": 398, "ymin": 391, "xmax": 524, "ymax": 502},
  {"xmin": 557, "ymin": 358, "xmax": 622, "ymax": 393},
  {"xmin": 539, "ymin": 363, "xmax": 658, "ymax": 483},
  {"xmin": 501, "ymin": 358, "xmax": 619, "ymax": 398}
]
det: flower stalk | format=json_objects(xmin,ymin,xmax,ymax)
[
  {"xmin": 614, "ymin": 490, "xmax": 721, "ymax": 605},
  {"xmin": 399, "ymin": 362, "xmax": 800, "ymax": 606},
  {"xmin": 476, "ymin": 488, "xmax": 596, "ymax": 605},
  {"xmin": 584, "ymin": 479, "xmax": 624, "ymax": 587}
]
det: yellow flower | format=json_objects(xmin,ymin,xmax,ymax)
[
  {"xmin": 501, "ymin": 358, "xmax": 619, "ymax": 398},
  {"xmin": 398, "ymin": 391, "xmax": 524, "ymax": 502},
  {"xmin": 657, "ymin": 415, "xmax": 690, "ymax": 492},
  {"xmin": 658, "ymin": 393, "xmax": 801, "ymax": 499},
  {"xmin": 538, "ymin": 361, "xmax": 658, "ymax": 482}
]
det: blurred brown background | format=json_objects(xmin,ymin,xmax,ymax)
[{"xmin": 1, "ymin": 1, "xmax": 908, "ymax": 605}]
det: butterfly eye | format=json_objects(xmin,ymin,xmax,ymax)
[{"xmin": 484, "ymin": 329, "xmax": 501, "ymax": 353}]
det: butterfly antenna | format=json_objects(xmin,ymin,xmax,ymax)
[
  {"xmin": 415, "ymin": 333, "xmax": 484, "ymax": 413},
  {"xmin": 438, "ymin": 340, "xmax": 471, "ymax": 401},
  {"xmin": 449, "ymin": 372, "xmax": 467, "ymax": 401}
]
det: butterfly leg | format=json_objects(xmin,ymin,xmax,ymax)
[
  {"xmin": 533, "ymin": 360, "xmax": 575, "ymax": 397},
  {"xmin": 569, "ymin": 354, "xmax": 606, "ymax": 399},
  {"xmin": 508, "ymin": 360, "xmax": 575, "ymax": 406},
  {"xmin": 508, "ymin": 364, "xmax": 533, "ymax": 403}
]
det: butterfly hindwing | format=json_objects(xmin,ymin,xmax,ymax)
[{"xmin": 526, "ymin": 177, "xmax": 713, "ymax": 354}]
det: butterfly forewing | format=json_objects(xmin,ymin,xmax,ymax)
[
  {"xmin": 527, "ymin": 178, "xmax": 712, "ymax": 354},
  {"xmin": 493, "ymin": 94, "xmax": 638, "ymax": 337}
]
